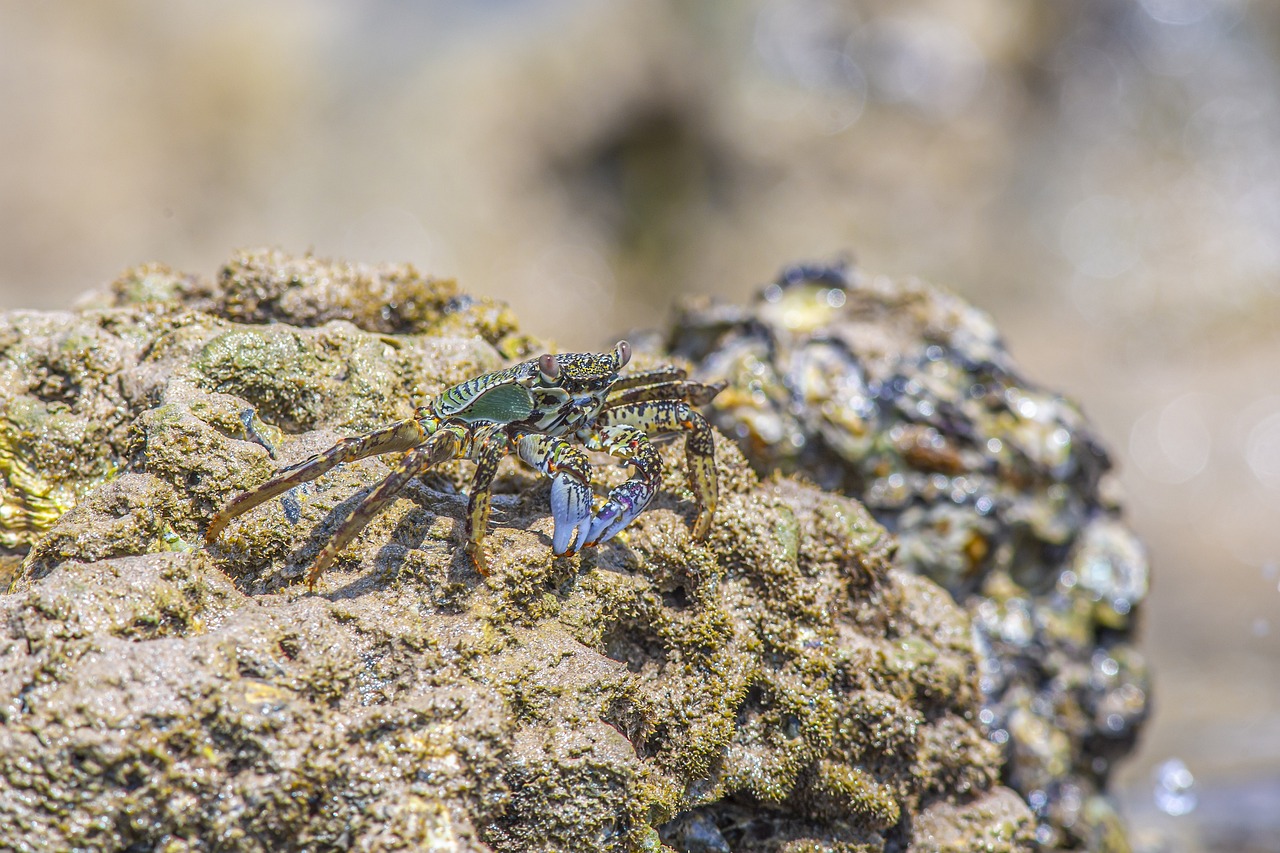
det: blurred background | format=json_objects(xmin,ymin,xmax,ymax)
[{"xmin": 1, "ymin": 1, "xmax": 1277, "ymax": 849}]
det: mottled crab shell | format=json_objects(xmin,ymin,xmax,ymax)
[{"xmin": 433, "ymin": 363, "xmax": 538, "ymax": 424}]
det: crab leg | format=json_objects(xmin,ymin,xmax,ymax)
[
  {"xmin": 606, "ymin": 366, "xmax": 687, "ymax": 394},
  {"xmin": 205, "ymin": 418, "xmax": 429, "ymax": 544},
  {"xmin": 305, "ymin": 426, "xmax": 463, "ymax": 589},
  {"xmin": 604, "ymin": 378, "xmax": 724, "ymax": 409},
  {"xmin": 591, "ymin": 400, "xmax": 718, "ymax": 541},
  {"xmin": 581, "ymin": 424, "xmax": 663, "ymax": 547},
  {"xmin": 463, "ymin": 435, "xmax": 511, "ymax": 577},
  {"xmin": 514, "ymin": 432, "xmax": 594, "ymax": 557}
]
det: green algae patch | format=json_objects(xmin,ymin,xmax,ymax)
[
  {"xmin": 0, "ymin": 251, "xmax": 1032, "ymax": 852},
  {"xmin": 194, "ymin": 326, "xmax": 343, "ymax": 432}
]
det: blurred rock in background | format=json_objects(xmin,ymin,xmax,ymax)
[{"xmin": 2, "ymin": 2, "xmax": 1278, "ymax": 850}]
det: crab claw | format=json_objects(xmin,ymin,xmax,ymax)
[
  {"xmin": 585, "ymin": 481, "xmax": 654, "ymax": 547},
  {"xmin": 550, "ymin": 473, "xmax": 593, "ymax": 556}
]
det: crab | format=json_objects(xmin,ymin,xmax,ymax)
[{"xmin": 204, "ymin": 341, "xmax": 723, "ymax": 588}]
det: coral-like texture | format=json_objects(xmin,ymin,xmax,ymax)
[
  {"xmin": 669, "ymin": 261, "xmax": 1147, "ymax": 849},
  {"xmin": 0, "ymin": 251, "xmax": 1040, "ymax": 851}
]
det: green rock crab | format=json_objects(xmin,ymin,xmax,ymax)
[{"xmin": 205, "ymin": 340, "xmax": 724, "ymax": 586}]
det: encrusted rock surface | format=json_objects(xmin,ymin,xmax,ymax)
[
  {"xmin": 667, "ymin": 261, "xmax": 1148, "ymax": 850},
  {"xmin": 0, "ymin": 250, "xmax": 1034, "ymax": 852}
]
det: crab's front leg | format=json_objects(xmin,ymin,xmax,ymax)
[
  {"xmin": 589, "ymin": 400, "xmax": 718, "ymax": 543},
  {"xmin": 513, "ymin": 432, "xmax": 594, "ymax": 558}
]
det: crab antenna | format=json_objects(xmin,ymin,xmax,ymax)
[
  {"xmin": 615, "ymin": 340, "xmax": 631, "ymax": 369},
  {"xmin": 538, "ymin": 353, "xmax": 560, "ymax": 380}
]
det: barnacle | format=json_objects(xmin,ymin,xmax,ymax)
[{"xmin": 0, "ymin": 424, "xmax": 78, "ymax": 550}]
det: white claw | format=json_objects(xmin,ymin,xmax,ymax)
[
  {"xmin": 573, "ymin": 514, "xmax": 592, "ymax": 553},
  {"xmin": 585, "ymin": 484, "xmax": 651, "ymax": 547},
  {"xmin": 585, "ymin": 505, "xmax": 623, "ymax": 547},
  {"xmin": 550, "ymin": 474, "xmax": 593, "ymax": 555}
]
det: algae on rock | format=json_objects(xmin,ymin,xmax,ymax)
[
  {"xmin": 0, "ymin": 250, "xmax": 1034, "ymax": 852},
  {"xmin": 668, "ymin": 261, "xmax": 1147, "ymax": 850}
]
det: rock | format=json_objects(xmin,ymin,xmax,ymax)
[
  {"xmin": 667, "ymin": 260, "xmax": 1148, "ymax": 849},
  {"xmin": 0, "ymin": 251, "xmax": 1033, "ymax": 851}
]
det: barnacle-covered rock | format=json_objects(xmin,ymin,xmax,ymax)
[
  {"xmin": 1, "ymin": 248, "xmax": 533, "ymax": 565},
  {"xmin": 0, "ymin": 251, "xmax": 1032, "ymax": 852},
  {"xmin": 668, "ymin": 261, "xmax": 1148, "ymax": 850},
  {"xmin": 0, "ymin": 310, "xmax": 139, "ymax": 564},
  {"xmin": 83, "ymin": 248, "xmax": 530, "ymax": 350}
]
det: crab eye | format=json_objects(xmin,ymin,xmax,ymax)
[
  {"xmin": 615, "ymin": 340, "xmax": 631, "ymax": 369},
  {"xmin": 538, "ymin": 353, "xmax": 560, "ymax": 382}
]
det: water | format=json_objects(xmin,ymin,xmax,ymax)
[{"xmin": 1153, "ymin": 758, "xmax": 1197, "ymax": 818}]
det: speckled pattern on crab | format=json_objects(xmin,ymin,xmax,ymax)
[{"xmin": 204, "ymin": 340, "xmax": 722, "ymax": 588}]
